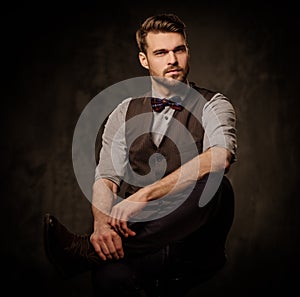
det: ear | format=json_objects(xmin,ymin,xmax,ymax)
[{"xmin": 138, "ymin": 52, "xmax": 149, "ymax": 69}]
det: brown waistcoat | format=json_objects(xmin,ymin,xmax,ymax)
[{"xmin": 119, "ymin": 83, "xmax": 216, "ymax": 198}]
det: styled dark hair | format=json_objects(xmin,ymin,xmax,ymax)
[{"xmin": 136, "ymin": 13, "xmax": 187, "ymax": 53}]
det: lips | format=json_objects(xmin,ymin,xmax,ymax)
[
  {"xmin": 166, "ymin": 69, "xmax": 182, "ymax": 75},
  {"xmin": 166, "ymin": 68, "xmax": 181, "ymax": 73}
]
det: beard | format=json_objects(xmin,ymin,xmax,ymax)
[
  {"xmin": 157, "ymin": 64, "xmax": 189, "ymax": 82},
  {"xmin": 151, "ymin": 68, "xmax": 188, "ymax": 89},
  {"xmin": 152, "ymin": 75, "xmax": 181, "ymax": 87},
  {"xmin": 150, "ymin": 75, "xmax": 190, "ymax": 98}
]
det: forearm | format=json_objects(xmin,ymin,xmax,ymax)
[
  {"xmin": 92, "ymin": 178, "xmax": 118, "ymax": 227},
  {"xmin": 91, "ymin": 178, "xmax": 125, "ymax": 260},
  {"xmin": 137, "ymin": 146, "xmax": 231, "ymax": 202}
]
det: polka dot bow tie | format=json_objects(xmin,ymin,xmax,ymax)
[{"xmin": 151, "ymin": 96, "xmax": 183, "ymax": 112}]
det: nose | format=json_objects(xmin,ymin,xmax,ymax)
[{"xmin": 167, "ymin": 51, "xmax": 178, "ymax": 65}]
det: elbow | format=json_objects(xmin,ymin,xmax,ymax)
[
  {"xmin": 210, "ymin": 147, "xmax": 232, "ymax": 173},
  {"xmin": 224, "ymin": 158, "xmax": 231, "ymax": 173},
  {"xmin": 215, "ymin": 157, "xmax": 230, "ymax": 173}
]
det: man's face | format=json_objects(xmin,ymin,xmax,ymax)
[{"xmin": 139, "ymin": 32, "xmax": 190, "ymax": 83}]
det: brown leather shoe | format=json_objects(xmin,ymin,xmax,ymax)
[{"xmin": 43, "ymin": 213, "xmax": 102, "ymax": 278}]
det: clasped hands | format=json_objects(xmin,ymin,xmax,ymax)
[{"xmin": 90, "ymin": 191, "xmax": 148, "ymax": 261}]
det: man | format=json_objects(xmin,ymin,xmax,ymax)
[{"xmin": 44, "ymin": 13, "xmax": 237, "ymax": 297}]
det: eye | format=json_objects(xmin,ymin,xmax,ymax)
[
  {"xmin": 174, "ymin": 46, "xmax": 187, "ymax": 54},
  {"xmin": 154, "ymin": 50, "xmax": 168, "ymax": 56}
]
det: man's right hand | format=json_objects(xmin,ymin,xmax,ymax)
[{"xmin": 90, "ymin": 223, "xmax": 124, "ymax": 261}]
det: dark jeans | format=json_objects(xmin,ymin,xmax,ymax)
[{"xmin": 92, "ymin": 175, "xmax": 234, "ymax": 296}]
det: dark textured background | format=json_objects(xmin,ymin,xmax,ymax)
[{"xmin": 1, "ymin": 1, "xmax": 299, "ymax": 296}]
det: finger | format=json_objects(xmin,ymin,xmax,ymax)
[
  {"xmin": 112, "ymin": 234, "xmax": 124, "ymax": 258},
  {"xmin": 108, "ymin": 215, "xmax": 118, "ymax": 232},
  {"xmin": 111, "ymin": 208, "xmax": 134, "ymax": 237},
  {"xmin": 97, "ymin": 250, "xmax": 108, "ymax": 261},
  {"xmin": 119, "ymin": 220, "xmax": 129, "ymax": 236},
  {"xmin": 104, "ymin": 233, "xmax": 119, "ymax": 259},
  {"xmin": 116, "ymin": 226, "xmax": 127, "ymax": 237},
  {"xmin": 112, "ymin": 209, "xmax": 130, "ymax": 237},
  {"xmin": 120, "ymin": 220, "xmax": 136, "ymax": 237},
  {"xmin": 99, "ymin": 242, "xmax": 113, "ymax": 260},
  {"xmin": 110, "ymin": 209, "xmax": 122, "ymax": 232},
  {"xmin": 105, "ymin": 232, "xmax": 124, "ymax": 260},
  {"xmin": 90, "ymin": 240, "xmax": 107, "ymax": 261},
  {"xmin": 111, "ymin": 218, "xmax": 128, "ymax": 237}
]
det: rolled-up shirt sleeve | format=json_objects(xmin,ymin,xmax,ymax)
[
  {"xmin": 202, "ymin": 93, "xmax": 237, "ymax": 162},
  {"xmin": 94, "ymin": 98, "xmax": 131, "ymax": 186}
]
